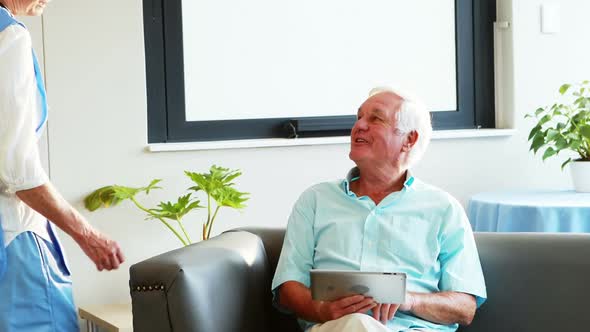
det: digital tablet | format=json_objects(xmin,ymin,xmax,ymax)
[{"xmin": 310, "ymin": 269, "xmax": 406, "ymax": 304}]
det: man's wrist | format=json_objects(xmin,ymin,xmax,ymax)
[{"xmin": 401, "ymin": 292, "xmax": 416, "ymax": 312}]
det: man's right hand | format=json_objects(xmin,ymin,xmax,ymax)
[{"xmin": 317, "ymin": 295, "xmax": 377, "ymax": 322}]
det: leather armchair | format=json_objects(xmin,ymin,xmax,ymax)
[{"xmin": 130, "ymin": 228, "xmax": 590, "ymax": 332}]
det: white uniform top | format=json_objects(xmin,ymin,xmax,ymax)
[{"xmin": 0, "ymin": 22, "xmax": 51, "ymax": 246}]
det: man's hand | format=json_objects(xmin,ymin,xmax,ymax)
[
  {"xmin": 373, "ymin": 303, "xmax": 399, "ymax": 324},
  {"xmin": 75, "ymin": 229, "xmax": 125, "ymax": 271},
  {"xmin": 318, "ymin": 295, "xmax": 377, "ymax": 322},
  {"xmin": 372, "ymin": 293, "xmax": 415, "ymax": 324}
]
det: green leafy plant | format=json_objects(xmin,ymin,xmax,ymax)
[
  {"xmin": 84, "ymin": 165, "xmax": 249, "ymax": 246},
  {"xmin": 526, "ymin": 81, "xmax": 590, "ymax": 169}
]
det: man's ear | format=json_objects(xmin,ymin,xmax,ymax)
[{"xmin": 402, "ymin": 130, "xmax": 419, "ymax": 151}]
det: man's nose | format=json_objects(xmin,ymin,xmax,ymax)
[{"xmin": 353, "ymin": 118, "xmax": 368, "ymax": 131}]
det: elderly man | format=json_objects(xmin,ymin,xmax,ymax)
[{"xmin": 271, "ymin": 88, "xmax": 486, "ymax": 332}]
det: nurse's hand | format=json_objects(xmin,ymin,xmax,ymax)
[
  {"xmin": 76, "ymin": 229, "xmax": 125, "ymax": 271},
  {"xmin": 16, "ymin": 182, "xmax": 125, "ymax": 271}
]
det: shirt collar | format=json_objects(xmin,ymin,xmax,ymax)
[{"xmin": 342, "ymin": 167, "xmax": 415, "ymax": 196}]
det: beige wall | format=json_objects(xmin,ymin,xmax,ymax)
[{"xmin": 39, "ymin": 0, "xmax": 587, "ymax": 312}]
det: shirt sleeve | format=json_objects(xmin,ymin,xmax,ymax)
[
  {"xmin": 271, "ymin": 188, "xmax": 316, "ymax": 311},
  {"xmin": 0, "ymin": 25, "xmax": 48, "ymax": 193},
  {"xmin": 438, "ymin": 196, "xmax": 487, "ymax": 307}
]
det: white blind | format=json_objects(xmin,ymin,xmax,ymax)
[{"xmin": 182, "ymin": 0, "xmax": 456, "ymax": 121}]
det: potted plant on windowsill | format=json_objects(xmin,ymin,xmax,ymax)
[
  {"xmin": 526, "ymin": 81, "xmax": 590, "ymax": 192},
  {"xmin": 83, "ymin": 165, "xmax": 249, "ymax": 246}
]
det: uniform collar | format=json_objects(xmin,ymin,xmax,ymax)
[
  {"xmin": 1, "ymin": 6, "xmax": 21, "ymax": 23},
  {"xmin": 342, "ymin": 167, "xmax": 415, "ymax": 196},
  {"xmin": 0, "ymin": 5, "xmax": 11, "ymax": 16}
]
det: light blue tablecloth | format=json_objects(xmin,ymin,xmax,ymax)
[{"xmin": 467, "ymin": 191, "xmax": 590, "ymax": 232}]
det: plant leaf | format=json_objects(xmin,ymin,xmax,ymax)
[
  {"xmin": 186, "ymin": 166, "xmax": 250, "ymax": 210},
  {"xmin": 528, "ymin": 125, "xmax": 541, "ymax": 141},
  {"xmin": 566, "ymin": 132, "xmax": 579, "ymax": 140},
  {"xmin": 546, "ymin": 129, "xmax": 559, "ymax": 141},
  {"xmin": 530, "ymin": 134, "xmax": 545, "ymax": 154},
  {"xmin": 145, "ymin": 179, "xmax": 162, "ymax": 194},
  {"xmin": 211, "ymin": 186, "xmax": 250, "ymax": 209},
  {"xmin": 555, "ymin": 136, "xmax": 568, "ymax": 150},
  {"xmin": 572, "ymin": 111, "xmax": 590, "ymax": 123},
  {"xmin": 538, "ymin": 114, "xmax": 552, "ymax": 126},
  {"xmin": 559, "ymin": 84, "xmax": 571, "ymax": 95},
  {"xmin": 542, "ymin": 147, "xmax": 557, "ymax": 161},
  {"xmin": 580, "ymin": 125, "xmax": 590, "ymax": 140},
  {"xmin": 148, "ymin": 193, "xmax": 203, "ymax": 221},
  {"xmin": 84, "ymin": 180, "xmax": 162, "ymax": 211},
  {"xmin": 84, "ymin": 186, "xmax": 121, "ymax": 211},
  {"xmin": 570, "ymin": 140, "xmax": 582, "ymax": 150},
  {"xmin": 561, "ymin": 157, "xmax": 573, "ymax": 170}
]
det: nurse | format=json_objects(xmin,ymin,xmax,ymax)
[{"xmin": 0, "ymin": 1, "xmax": 125, "ymax": 330}]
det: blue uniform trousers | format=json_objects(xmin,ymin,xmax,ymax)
[{"xmin": 0, "ymin": 229, "xmax": 78, "ymax": 332}]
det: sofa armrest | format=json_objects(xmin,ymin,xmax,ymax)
[{"xmin": 129, "ymin": 231, "xmax": 273, "ymax": 332}]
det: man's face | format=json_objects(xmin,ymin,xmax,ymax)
[
  {"xmin": 23, "ymin": 0, "xmax": 50, "ymax": 16},
  {"xmin": 349, "ymin": 92, "xmax": 406, "ymax": 168}
]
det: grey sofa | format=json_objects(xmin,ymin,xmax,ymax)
[{"xmin": 129, "ymin": 228, "xmax": 590, "ymax": 332}]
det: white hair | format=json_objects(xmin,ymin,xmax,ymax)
[{"xmin": 368, "ymin": 86, "xmax": 432, "ymax": 168}]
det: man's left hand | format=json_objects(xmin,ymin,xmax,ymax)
[{"xmin": 372, "ymin": 292, "xmax": 414, "ymax": 324}]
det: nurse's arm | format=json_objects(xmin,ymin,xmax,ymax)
[{"xmin": 16, "ymin": 182, "xmax": 125, "ymax": 271}]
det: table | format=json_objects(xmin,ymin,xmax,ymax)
[
  {"xmin": 467, "ymin": 191, "xmax": 590, "ymax": 232},
  {"xmin": 78, "ymin": 303, "xmax": 133, "ymax": 332}
]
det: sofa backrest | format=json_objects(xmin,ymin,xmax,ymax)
[
  {"xmin": 460, "ymin": 232, "xmax": 590, "ymax": 332},
  {"xmin": 234, "ymin": 228, "xmax": 301, "ymax": 332},
  {"xmin": 240, "ymin": 228, "xmax": 590, "ymax": 332},
  {"xmin": 131, "ymin": 230, "xmax": 276, "ymax": 332}
]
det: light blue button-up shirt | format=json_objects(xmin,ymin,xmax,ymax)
[{"xmin": 271, "ymin": 168, "xmax": 487, "ymax": 332}]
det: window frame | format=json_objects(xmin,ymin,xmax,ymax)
[{"xmin": 144, "ymin": 0, "xmax": 496, "ymax": 143}]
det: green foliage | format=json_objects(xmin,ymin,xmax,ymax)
[
  {"xmin": 84, "ymin": 179, "xmax": 162, "ymax": 211},
  {"xmin": 185, "ymin": 166, "xmax": 249, "ymax": 240},
  {"xmin": 84, "ymin": 165, "xmax": 249, "ymax": 246},
  {"xmin": 526, "ymin": 81, "xmax": 590, "ymax": 170},
  {"xmin": 148, "ymin": 194, "xmax": 203, "ymax": 221}
]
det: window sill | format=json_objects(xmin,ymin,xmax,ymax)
[{"xmin": 147, "ymin": 128, "xmax": 517, "ymax": 152}]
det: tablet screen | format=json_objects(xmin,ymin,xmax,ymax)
[{"xmin": 310, "ymin": 269, "xmax": 406, "ymax": 304}]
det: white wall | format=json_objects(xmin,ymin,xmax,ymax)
[{"xmin": 40, "ymin": 0, "xmax": 587, "ymax": 311}]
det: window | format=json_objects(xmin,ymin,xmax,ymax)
[{"xmin": 144, "ymin": 0, "xmax": 496, "ymax": 143}]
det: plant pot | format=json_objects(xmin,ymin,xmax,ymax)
[{"xmin": 570, "ymin": 160, "xmax": 590, "ymax": 193}]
